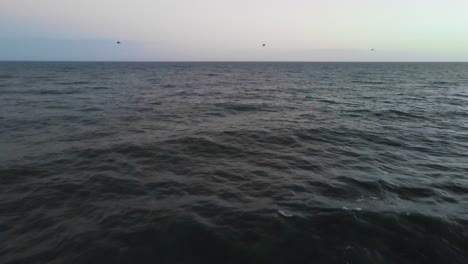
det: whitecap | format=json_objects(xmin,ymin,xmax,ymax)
[{"xmin": 277, "ymin": 210, "xmax": 293, "ymax": 218}]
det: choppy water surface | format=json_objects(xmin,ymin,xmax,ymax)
[{"xmin": 1, "ymin": 62, "xmax": 468, "ymax": 264}]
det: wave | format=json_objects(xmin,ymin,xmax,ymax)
[{"xmin": 55, "ymin": 81, "xmax": 91, "ymax": 85}]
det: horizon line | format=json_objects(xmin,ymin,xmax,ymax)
[{"xmin": 1, "ymin": 60, "xmax": 468, "ymax": 63}]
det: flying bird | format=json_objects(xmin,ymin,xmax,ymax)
[
  {"xmin": 117, "ymin": 41, "xmax": 121, "ymax": 44},
  {"xmin": 371, "ymin": 48, "xmax": 375, "ymax": 51},
  {"xmin": 262, "ymin": 44, "xmax": 266, "ymax": 47}
]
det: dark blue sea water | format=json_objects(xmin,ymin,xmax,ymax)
[{"xmin": 1, "ymin": 62, "xmax": 467, "ymax": 264}]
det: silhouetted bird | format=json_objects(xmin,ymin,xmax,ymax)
[
  {"xmin": 117, "ymin": 41, "xmax": 121, "ymax": 44},
  {"xmin": 371, "ymin": 48, "xmax": 375, "ymax": 51},
  {"xmin": 263, "ymin": 44, "xmax": 266, "ymax": 47}
]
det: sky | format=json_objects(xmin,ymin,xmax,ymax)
[{"xmin": 1, "ymin": 0, "xmax": 468, "ymax": 61}]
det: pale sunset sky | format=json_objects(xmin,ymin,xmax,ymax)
[{"xmin": 1, "ymin": 0, "xmax": 467, "ymax": 61}]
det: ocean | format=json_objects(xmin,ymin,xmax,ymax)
[{"xmin": 1, "ymin": 62, "xmax": 467, "ymax": 263}]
